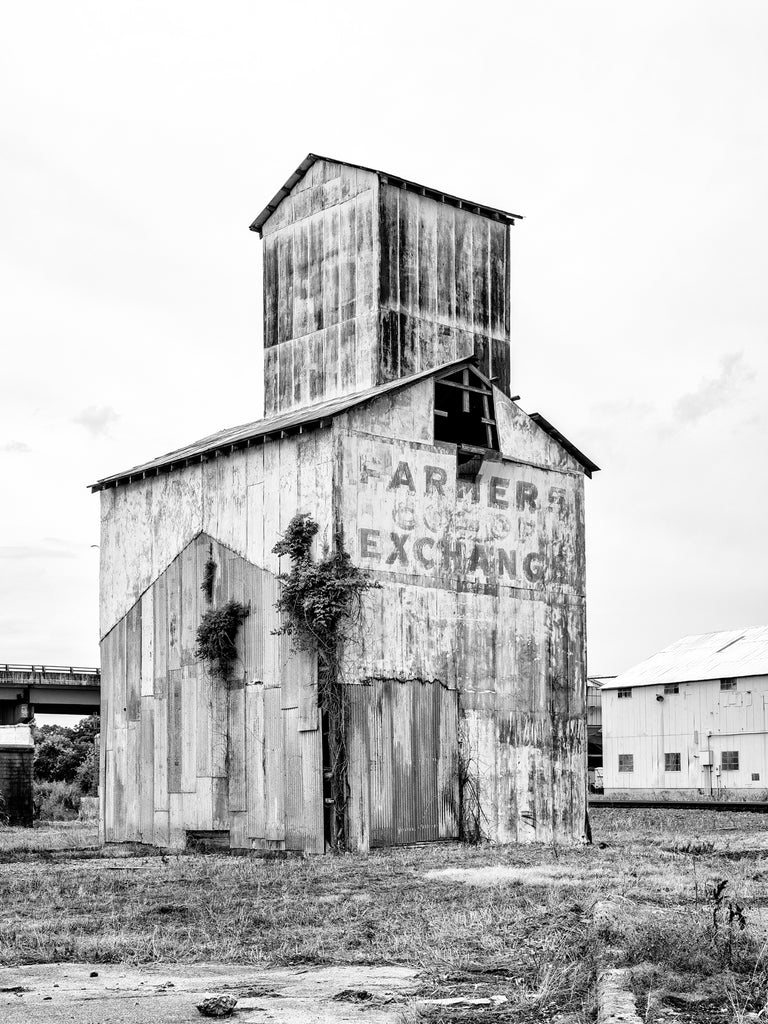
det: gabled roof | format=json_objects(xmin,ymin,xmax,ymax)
[
  {"xmin": 249, "ymin": 153, "xmax": 523, "ymax": 237},
  {"xmin": 603, "ymin": 626, "xmax": 768, "ymax": 689},
  {"xmin": 90, "ymin": 357, "xmax": 475, "ymax": 492}
]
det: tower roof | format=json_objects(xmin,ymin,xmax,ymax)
[{"xmin": 249, "ymin": 153, "xmax": 524, "ymax": 237}]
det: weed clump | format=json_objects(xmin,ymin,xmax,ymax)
[{"xmin": 195, "ymin": 600, "xmax": 249, "ymax": 678}]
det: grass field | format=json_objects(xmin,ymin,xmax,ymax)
[{"xmin": 2, "ymin": 808, "xmax": 768, "ymax": 1021}]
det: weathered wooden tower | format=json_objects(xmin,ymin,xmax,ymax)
[{"xmin": 93, "ymin": 155, "xmax": 598, "ymax": 852}]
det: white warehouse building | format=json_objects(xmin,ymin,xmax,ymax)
[{"xmin": 602, "ymin": 626, "xmax": 768, "ymax": 801}]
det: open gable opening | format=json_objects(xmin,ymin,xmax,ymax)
[{"xmin": 434, "ymin": 367, "xmax": 499, "ymax": 473}]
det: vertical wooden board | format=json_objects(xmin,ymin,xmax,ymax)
[
  {"xmin": 263, "ymin": 687, "xmax": 285, "ymax": 840},
  {"xmin": 153, "ymin": 566, "xmax": 168, "ymax": 699},
  {"xmin": 245, "ymin": 682, "xmax": 266, "ymax": 839},
  {"xmin": 298, "ymin": 651, "xmax": 319, "ymax": 731},
  {"xmin": 398, "ymin": 191, "xmax": 417, "ymax": 317},
  {"xmin": 472, "ymin": 217, "xmax": 490, "ymax": 338},
  {"xmin": 262, "ymin": 443, "xmax": 280, "ymax": 575},
  {"xmin": 399, "ymin": 311, "xmax": 418, "ymax": 376},
  {"xmin": 195, "ymin": 663, "xmax": 212, "ymax": 779},
  {"xmin": 139, "ymin": 695, "xmax": 154, "ymax": 843},
  {"xmin": 282, "ymin": 707, "xmax": 304, "ymax": 850},
  {"xmin": 323, "ymin": 206, "xmax": 340, "ymax": 327},
  {"xmin": 378, "ymin": 184, "xmax": 397, "ymax": 310},
  {"xmin": 153, "ymin": 809, "xmax": 170, "ymax": 847},
  {"xmin": 308, "ymin": 212, "xmax": 324, "ymax": 332},
  {"xmin": 355, "ymin": 190, "xmax": 374, "ymax": 316},
  {"xmin": 324, "ymin": 325, "xmax": 340, "ymax": 399},
  {"xmin": 345, "ymin": 686, "xmax": 370, "ymax": 852},
  {"xmin": 489, "ymin": 222, "xmax": 507, "ymax": 340},
  {"xmin": 264, "ymin": 346, "xmax": 279, "ymax": 417},
  {"xmin": 181, "ymin": 664, "xmax": 197, "ymax": 793},
  {"xmin": 263, "ymin": 235, "xmax": 278, "ymax": 348},
  {"xmin": 193, "ymin": 776, "xmax": 212, "ymax": 830},
  {"xmin": 168, "ymin": 792, "xmax": 185, "ymax": 850},
  {"xmin": 300, "ymin": 727, "xmax": 324, "ymax": 853},
  {"xmin": 339, "ymin": 198, "xmax": 357, "ymax": 322},
  {"xmin": 292, "ymin": 217, "xmax": 310, "ymax": 339},
  {"xmin": 418, "ymin": 200, "xmax": 437, "ymax": 322},
  {"xmin": 438, "ymin": 687, "xmax": 459, "ymax": 838},
  {"xmin": 167, "ymin": 668, "xmax": 183, "ymax": 793},
  {"xmin": 276, "ymin": 229, "xmax": 293, "ymax": 346},
  {"xmin": 166, "ymin": 556, "xmax": 182, "ymax": 674},
  {"xmin": 436, "ymin": 207, "xmax": 456, "ymax": 325},
  {"xmin": 228, "ymin": 679, "xmax": 247, "ymax": 812},
  {"xmin": 140, "ymin": 588, "xmax": 154, "ymax": 697},
  {"xmin": 491, "ymin": 337, "xmax": 510, "ymax": 398},
  {"xmin": 124, "ymin": 602, "xmax": 141, "ymax": 724},
  {"xmin": 154, "ymin": 695, "xmax": 169, "ymax": 812},
  {"xmin": 277, "ymin": 342, "xmax": 293, "ymax": 413},
  {"xmin": 339, "ymin": 318, "xmax": 358, "ymax": 393},
  {"xmin": 180, "ymin": 539, "xmax": 198, "ymax": 666},
  {"xmin": 454, "ymin": 210, "xmax": 472, "ymax": 329},
  {"xmin": 230, "ymin": 810, "xmax": 249, "ymax": 850},
  {"xmin": 307, "ymin": 331, "xmax": 324, "ymax": 404},
  {"xmin": 125, "ymin": 721, "xmax": 140, "ymax": 841}
]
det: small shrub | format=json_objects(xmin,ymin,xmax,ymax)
[
  {"xmin": 34, "ymin": 781, "xmax": 82, "ymax": 821},
  {"xmin": 195, "ymin": 600, "xmax": 250, "ymax": 678}
]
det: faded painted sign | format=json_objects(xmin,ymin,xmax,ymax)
[{"xmin": 342, "ymin": 437, "xmax": 584, "ymax": 592}]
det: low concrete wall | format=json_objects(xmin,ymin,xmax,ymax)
[{"xmin": 0, "ymin": 726, "xmax": 34, "ymax": 827}]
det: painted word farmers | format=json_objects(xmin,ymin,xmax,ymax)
[{"xmin": 354, "ymin": 453, "xmax": 576, "ymax": 588}]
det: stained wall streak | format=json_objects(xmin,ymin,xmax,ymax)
[{"xmin": 378, "ymin": 184, "xmax": 511, "ymax": 394}]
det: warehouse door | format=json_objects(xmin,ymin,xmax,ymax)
[{"xmin": 348, "ymin": 679, "xmax": 459, "ymax": 847}]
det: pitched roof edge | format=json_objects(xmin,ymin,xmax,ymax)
[
  {"xmin": 89, "ymin": 356, "xmax": 476, "ymax": 493},
  {"xmin": 528, "ymin": 413, "xmax": 600, "ymax": 478},
  {"xmin": 249, "ymin": 153, "xmax": 523, "ymax": 236}
]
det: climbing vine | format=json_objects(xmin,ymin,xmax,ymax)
[
  {"xmin": 201, "ymin": 545, "xmax": 217, "ymax": 603},
  {"xmin": 273, "ymin": 513, "xmax": 379, "ymax": 850},
  {"xmin": 195, "ymin": 599, "xmax": 249, "ymax": 679}
]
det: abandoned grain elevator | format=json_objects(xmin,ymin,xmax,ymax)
[{"xmin": 93, "ymin": 155, "xmax": 598, "ymax": 852}]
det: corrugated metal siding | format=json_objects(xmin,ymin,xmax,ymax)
[{"xmin": 348, "ymin": 679, "xmax": 459, "ymax": 848}]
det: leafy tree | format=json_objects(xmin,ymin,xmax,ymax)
[{"xmin": 32, "ymin": 714, "xmax": 100, "ymax": 786}]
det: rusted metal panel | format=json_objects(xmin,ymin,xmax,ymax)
[{"xmin": 348, "ymin": 679, "xmax": 459, "ymax": 849}]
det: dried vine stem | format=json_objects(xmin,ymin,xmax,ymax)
[{"xmin": 272, "ymin": 513, "xmax": 379, "ymax": 851}]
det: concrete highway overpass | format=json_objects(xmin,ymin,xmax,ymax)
[{"xmin": 0, "ymin": 665, "xmax": 100, "ymax": 722}]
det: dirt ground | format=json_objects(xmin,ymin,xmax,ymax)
[{"xmin": 2, "ymin": 809, "xmax": 768, "ymax": 1022}]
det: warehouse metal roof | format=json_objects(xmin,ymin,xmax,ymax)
[
  {"xmin": 603, "ymin": 626, "xmax": 768, "ymax": 689},
  {"xmin": 249, "ymin": 153, "xmax": 523, "ymax": 236},
  {"xmin": 90, "ymin": 357, "xmax": 598, "ymax": 492}
]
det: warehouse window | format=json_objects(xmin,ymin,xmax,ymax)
[
  {"xmin": 720, "ymin": 678, "xmax": 736, "ymax": 691},
  {"xmin": 664, "ymin": 752, "xmax": 681, "ymax": 772},
  {"xmin": 618, "ymin": 754, "xmax": 634, "ymax": 773},
  {"xmin": 752, "ymin": 773, "xmax": 760, "ymax": 782},
  {"xmin": 721, "ymin": 751, "xmax": 739, "ymax": 771},
  {"xmin": 664, "ymin": 684, "xmax": 679, "ymax": 695},
  {"xmin": 434, "ymin": 367, "xmax": 499, "ymax": 453},
  {"xmin": 617, "ymin": 687, "xmax": 632, "ymax": 699}
]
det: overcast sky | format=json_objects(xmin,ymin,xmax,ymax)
[{"xmin": 2, "ymin": 1, "xmax": 766, "ymax": 683}]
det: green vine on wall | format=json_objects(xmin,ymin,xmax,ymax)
[
  {"xmin": 272, "ymin": 513, "xmax": 379, "ymax": 850},
  {"xmin": 201, "ymin": 545, "xmax": 217, "ymax": 604},
  {"xmin": 195, "ymin": 600, "xmax": 249, "ymax": 679}
]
